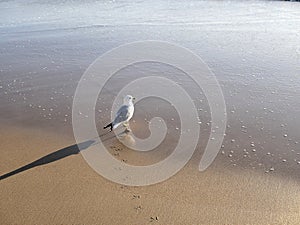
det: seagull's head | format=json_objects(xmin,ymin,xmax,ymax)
[{"xmin": 124, "ymin": 95, "xmax": 135, "ymax": 105}]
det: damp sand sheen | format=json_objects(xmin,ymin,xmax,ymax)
[{"xmin": 1, "ymin": 0, "xmax": 300, "ymax": 224}]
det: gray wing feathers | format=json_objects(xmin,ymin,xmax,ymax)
[{"xmin": 113, "ymin": 105, "xmax": 130, "ymax": 125}]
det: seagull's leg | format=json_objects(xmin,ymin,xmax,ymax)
[
  {"xmin": 123, "ymin": 122, "xmax": 131, "ymax": 132},
  {"xmin": 124, "ymin": 128, "xmax": 131, "ymax": 133}
]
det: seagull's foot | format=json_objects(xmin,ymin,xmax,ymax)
[{"xmin": 124, "ymin": 127, "xmax": 131, "ymax": 133}]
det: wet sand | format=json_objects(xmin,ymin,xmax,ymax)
[
  {"xmin": 1, "ymin": 125, "xmax": 300, "ymax": 224},
  {"xmin": 1, "ymin": 0, "xmax": 300, "ymax": 224}
]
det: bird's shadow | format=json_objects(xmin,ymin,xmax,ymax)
[{"xmin": 0, "ymin": 130, "xmax": 126, "ymax": 180}]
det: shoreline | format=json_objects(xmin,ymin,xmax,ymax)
[{"xmin": 1, "ymin": 1, "xmax": 300, "ymax": 223}]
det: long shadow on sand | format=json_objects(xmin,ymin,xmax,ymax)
[{"xmin": 0, "ymin": 131, "xmax": 121, "ymax": 180}]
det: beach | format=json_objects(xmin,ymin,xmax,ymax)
[
  {"xmin": 1, "ymin": 0, "xmax": 300, "ymax": 224},
  {"xmin": 1, "ymin": 125, "xmax": 299, "ymax": 224}
]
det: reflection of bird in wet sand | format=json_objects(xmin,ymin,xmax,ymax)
[{"xmin": 104, "ymin": 95, "xmax": 135, "ymax": 132}]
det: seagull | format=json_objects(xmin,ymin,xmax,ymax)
[{"xmin": 104, "ymin": 95, "xmax": 135, "ymax": 132}]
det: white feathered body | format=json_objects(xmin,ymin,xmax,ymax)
[
  {"xmin": 112, "ymin": 103, "xmax": 134, "ymax": 129},
  {"xmin": 104, "ymin": 95, "xmax": 135, "ymax": 131}
]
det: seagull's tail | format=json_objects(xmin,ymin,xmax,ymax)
[{"xmin": 103, "ymin": 122, "xmax": 113, "ymax": 131}]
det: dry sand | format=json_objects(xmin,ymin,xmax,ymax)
[{"xmin": 1, "ymin": 124, "xmax": 299, "ymax": 225}]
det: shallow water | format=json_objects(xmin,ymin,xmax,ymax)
[{"xmin": 0, "ymin": 0, "xmax": 299, "ymax": 179}]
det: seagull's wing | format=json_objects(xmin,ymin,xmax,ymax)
[{"xmin": 113, "ymin": 105, "xmax": 130, "ymax": 126}]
